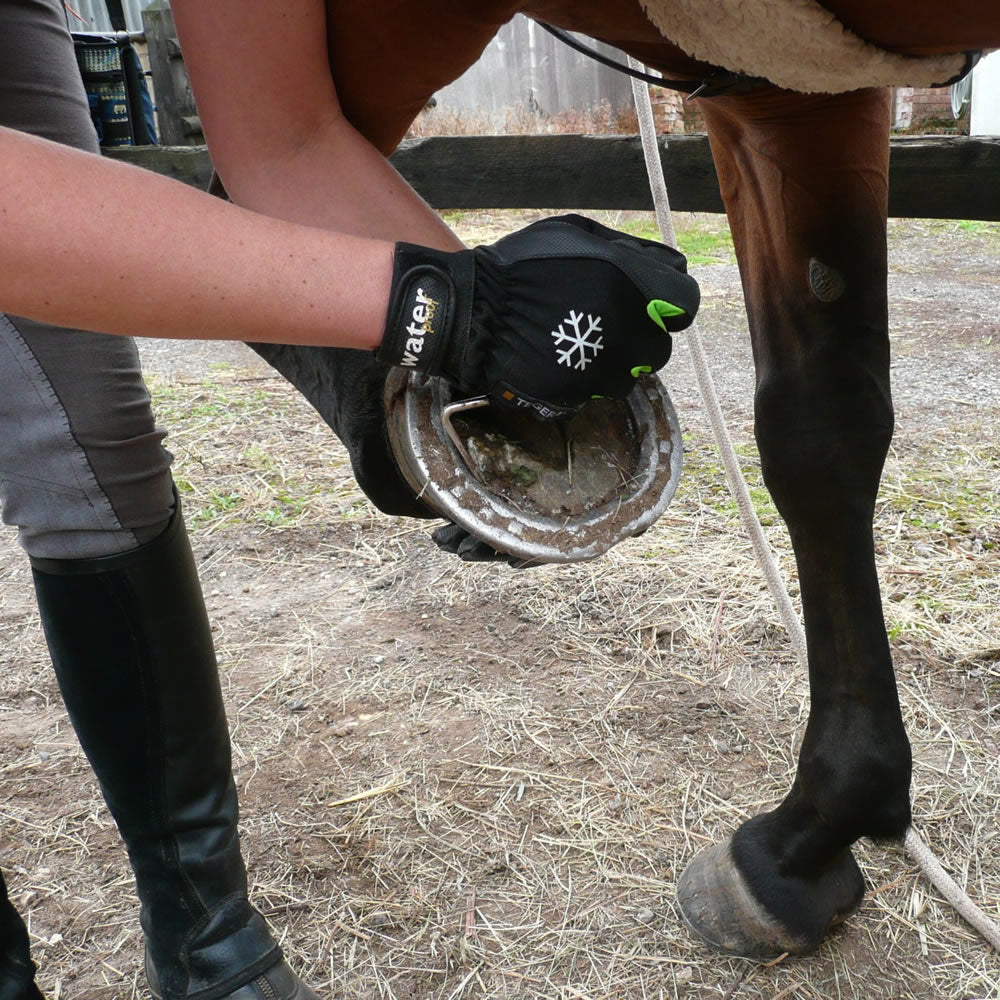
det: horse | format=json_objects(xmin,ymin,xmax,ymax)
[{"xmin": 241, "ymin": 0, "xmax": 1000, "ymax": 961}]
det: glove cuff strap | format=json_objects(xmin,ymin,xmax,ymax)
[{"xmin": 378, "ymin": 245, "xmax": 467, "ymax": 376}]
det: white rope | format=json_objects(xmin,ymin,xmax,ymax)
[
  {"xmin": 627, "ymin": 56, "xmax": 1000, "ymax": 952},
  {"xmin": 904, "ymin": 827, "xmax": 1000, "ymax": 950}
]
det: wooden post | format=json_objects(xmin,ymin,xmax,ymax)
[{"xmin": 141, "ymin": 0, "xmax": 203, "ymax": 146}]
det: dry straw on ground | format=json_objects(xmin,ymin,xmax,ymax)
[
  {"xmin": 1, "ymin": 213, "xmax": 998, "ymax": 999},
  {"xmin": 405, "ymin": 101, "xmax": 641, "ymax": 139}
]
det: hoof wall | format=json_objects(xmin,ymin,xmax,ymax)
[{"xmin": 676, "ymin": 839, "xmax": 863, "ymax": 961}]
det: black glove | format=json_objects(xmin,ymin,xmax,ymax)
[
  {"xmin": 430, "ymin": 522, "xmax": 540, "ymax": 569},
  {"xmin": 377, "ymin": 214, "xmax": 699, "ymax": 420}
]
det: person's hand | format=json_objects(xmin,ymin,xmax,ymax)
[
  {"xmin": 377, "ymin": 214, "xmax": 699, "ymax": 419},
  {"xmin": 430, "ymin": 522, "xmax": 541, "ymax": 568}
]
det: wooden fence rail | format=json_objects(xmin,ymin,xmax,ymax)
[{"xmin": 108, "ymin": 134, "xmax": 1000, "ymax": 221}]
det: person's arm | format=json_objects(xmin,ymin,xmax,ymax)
[
  {"xmin": 169, "ymin": 0, "xmax": 461, "ymax": 250},
  {"xmin": 0, "ymin": 125, "xmax": 391, "ymax": 346},
  {"xmin": 0, "ymin": 126, "xmax": 700, "ymax": 415}
]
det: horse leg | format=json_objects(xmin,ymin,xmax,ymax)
[{"xmin": 676, "ymin": 86, "xmax": 912, "ymax": 958}]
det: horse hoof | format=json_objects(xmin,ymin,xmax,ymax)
[{"xmin": 676, "ymin": 838, "xmax": 864, "ymax": 960}]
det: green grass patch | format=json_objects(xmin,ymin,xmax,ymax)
[
  {"xmin": 916, "ymin": 218, "xmax": 1000, "ymax": 244},
  {"xmin": 614, "ymin": 217, "xmax": 736, "ymax": 265},
  {"xmin": 676, "ymin": 433, "xmax": 778, "ymax": 525},
  {"xmin": 675, "ymin": 224, "xmax": 737, "ymax": 266},
  {"xmin": 444, "ymin": 210, "xmax": 737, "ymax": 266},
  {"xmin": 145, "ymin": 373, "xmax": 370, "ymax": 533}
]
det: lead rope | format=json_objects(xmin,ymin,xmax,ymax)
[{"xmin": 627, "ymin": 56, "xmax": 1000, "ymax": 953}]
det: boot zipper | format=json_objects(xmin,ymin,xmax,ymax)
[{"xmin": 254, "ymin": 973, "xmax": 280, "ymax": 1000}]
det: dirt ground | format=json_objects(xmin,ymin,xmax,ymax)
[{"xmin": 1, "ymin": 212, "xmax": 999, "ymax": 1000}]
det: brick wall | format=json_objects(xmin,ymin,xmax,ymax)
[
  {"xmin": 648, "ymin": 86, "xmax": 705, "ymax": 133},
  {"xmin": 893, "ymin": 87, "xmax": 960, "ymax": 129}
]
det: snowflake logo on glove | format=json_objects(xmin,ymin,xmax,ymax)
[{"xmin": 552, "ymin": 310, "xmax": 604, "ymax": 370}]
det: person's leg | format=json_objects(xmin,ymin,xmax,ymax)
[
  {"xmin": 0, "ymin": 867, "xmax": 43, "ymax": 1000},
  {"xmin": 0, "ymin": 313, "xmax": 175, "ymax": 558},
  {"xmin": 29, "ymin": 503, "xmax": 313, "ymax": 1000},
  {"xmin": 0, "ymin": 3, "xmax": 313, "ymax": 997},
  {"xmin": 0, "ymin": 4, "xmax": 161, "ymax": 994},
  {"xmin": 0, "ymin": 0, "xmax": 174, "ymax": 557}
]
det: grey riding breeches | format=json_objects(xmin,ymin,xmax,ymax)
[{"xmin": 0, "ymin": 0, "xmax": 174, "ymax": 559}]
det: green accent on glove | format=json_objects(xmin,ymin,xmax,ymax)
[
  {"xmin": 646, "ymin": 299, "xmax": 687, "ymax": 331},
  {"xmin": 631, "ymin": 365, "xmax": 653, "ymax": 378}
]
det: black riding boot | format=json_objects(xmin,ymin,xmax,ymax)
[
  {"xmin": 0, "ymin": 867, "xmax": 43, "ymax": 1000},
  {"xmin": 29, "ymin": 505, "xmax": 318, "ymax": 1000}
]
